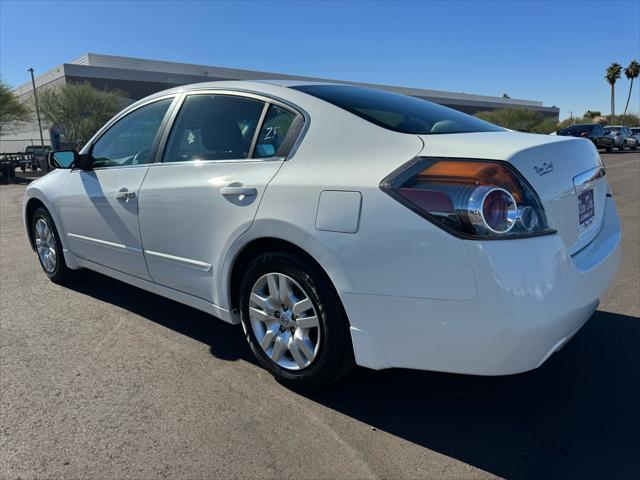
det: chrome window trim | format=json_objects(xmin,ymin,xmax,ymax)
[
  {"xmin": 155, "ymin": 88, "xmax": 309, "ymax": 165},
  {"xmin": 146, "ymin": 157, "xmax": 286, "ymax": 169},
  {"xmin": 248, "ymin": 102, "xmax": 270, "ymax": 159}
]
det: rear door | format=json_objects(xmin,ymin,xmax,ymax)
[{"xmin": 138, "ymin": 92, "xmax": 302, "ymax": 303}]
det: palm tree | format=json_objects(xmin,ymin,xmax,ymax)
[
  {"xmin": 605, "ymin": 63, "xmax": 622, "ymax": 116},
  {"xmin": 623, "ymin": 59, "xmax": 639, "ymax": 116}
]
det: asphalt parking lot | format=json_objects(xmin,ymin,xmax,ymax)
[{"xmin": 1, "ymin": 151, "xmax": 639, "ymax": 479}]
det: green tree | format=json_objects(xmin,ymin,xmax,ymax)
[
  {"xmin": 584, "ymin": 110, "xmax": 601, "ymax": 119},
  {"xmin": 605, "ymin": 63, "xmax": 622, "ymax": 116},
  {"xmin": 0, "ymin": 79, "xmax": 31, "ymax": 135},
  {"xmin": 606, "ymin": 113, "xmax": 640, "ymax": 127},
  {"xmin": 623, "ymin": 59, "xmax": 639, "ymax": 116},
  {"xmin": 38, "ymin": 82, "xmax": 125, "ymax": 149},
  {"xmin": 474, "ymin": 108, "xmax": 556, "ymax": 133}
]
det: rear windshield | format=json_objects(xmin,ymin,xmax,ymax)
[
  {"xmin": 565, "ymin": 124, "xmax": 594, "ymax": 132},
  {"xmin": 292, "ymin": 84, "xmax": 504, "ymax": 135}
]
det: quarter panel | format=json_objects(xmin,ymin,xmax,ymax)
[{"xmin": 240, "ymin": 115, "xmax": 478, "ymax": 303}]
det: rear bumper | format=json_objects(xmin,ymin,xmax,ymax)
[{"xmin": 345, "ymin": 196, "xmax": 621, "ymax": 375}]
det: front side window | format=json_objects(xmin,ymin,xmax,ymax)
[
  {"xmin": 292, "ymin": 84, "xmax": 504, "ymax": 135},
  {"xmin": 163, "ymin": 94, "xmax": 265, "ymax": 162},
  {"xmin": 91, "ymin": 98, "xmax": 173, "ymax": 168}
]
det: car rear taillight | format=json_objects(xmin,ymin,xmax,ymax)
[{"xmin": 381, "ymin": 158, "xmax": 554, "ymax": 239}]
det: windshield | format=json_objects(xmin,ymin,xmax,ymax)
[
  {"xmin": 604, "ymin": 127, "xmax": 619, "ymax": 133},
  {"xmin": 292, "ymin": 84, "xmax": 504, "ymax": 135}
]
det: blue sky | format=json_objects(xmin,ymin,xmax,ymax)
[{"xmin": 1, "ymin": 0, "xmax": 638, "ymax": 119}]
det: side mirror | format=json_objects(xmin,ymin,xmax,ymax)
[
  {"xmin": 49, "ymin": 150, "xmax": 76, "ymax": 169},
  {"xmin": 48, "ymin": 150, "xmax": 94, "ymax": 170}
]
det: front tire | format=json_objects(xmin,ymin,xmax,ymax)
[
  {"xmin": 239, "ymin": 251, "xmax": 354, "ymax": 389},
  {"xmin": 32, "ymin": 207, "xmax": 72, "ymax": 283}
]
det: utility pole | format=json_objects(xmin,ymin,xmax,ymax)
[{"xmin": 28, "ymin": 68, "xmax": 47, "ymax": 170}]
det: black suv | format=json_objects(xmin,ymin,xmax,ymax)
[{"xmin": 556, "ymin": 124, "xmax": 614, "ymax": 152}]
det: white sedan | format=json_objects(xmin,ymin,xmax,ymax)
[{"xmin": 24, "ymin": 81, "xmax": 621, "ymax": 388}]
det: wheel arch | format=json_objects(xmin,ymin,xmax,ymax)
[{"xmin": 226, "ymin": 237, "xmax": 347, "ymax": 319}]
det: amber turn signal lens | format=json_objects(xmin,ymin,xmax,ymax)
[{"xmin": 412, "ymin": 160, "xmax": 524, "ymax": 203}]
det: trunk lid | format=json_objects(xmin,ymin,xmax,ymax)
[{"xmin": 416, "ymin": 131, "xmax": 607, "ymax": 253}]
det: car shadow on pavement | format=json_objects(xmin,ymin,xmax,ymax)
[
  {"xmin": 66, "ymin": 271, "xmax": 639, "ymax": 479},
  {"xmin": 65, "ymin": 270, "xmax": 255, "ymax": 364},
  {"xmin": 302, "ymin": 309, "xmax": 640, "ymax": 479}
]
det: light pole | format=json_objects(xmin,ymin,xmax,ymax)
[{"xmin": 28, "ymin": 68, "xmax": 47, "ymax": 170}]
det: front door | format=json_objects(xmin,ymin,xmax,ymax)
[
  {"xmin": 58, "ymin": 97, "xmax": 174, "ymax": 279},
  {"xmin": 138, "ymin": 93, "xmax": 300, "ymax": 303}
]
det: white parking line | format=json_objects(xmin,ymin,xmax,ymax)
[{"xmin": 605, "ymin": 158, "xmax": 640, "ymax": 168}]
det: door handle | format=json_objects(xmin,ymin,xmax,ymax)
[
  {"xmin": 220, "ymin": 186, "xmax": 257, "ymax": 197},
  {"xmin": 115, "ymin": 189, "xmax": 136, "ymax": 201}
]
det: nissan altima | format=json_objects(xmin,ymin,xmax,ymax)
[{"xmin": 24, "ymin": 81, "xmax": 621, "ymax": 388}]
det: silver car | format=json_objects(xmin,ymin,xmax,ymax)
[{"xmin": 604, "ymin": 126, "xmax": 638, "ymax": 150}]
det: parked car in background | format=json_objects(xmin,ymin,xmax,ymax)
[
  {"xmin": 23, "ymin": 81, "xmax": 621, "ymax": 388},
  {"xmin": 24, "ymin": 145, "xmax": 52, "ymax": 170},
  {"xmin": 556, "ymin": 123, "xmax": 614, "ymax": 152},
  {"xmin": 630, "ymin": 127, "xmax": 640, "ymax": 143},
  {"xmin": 604, "ymin": 126, "xmax": 638, "ymax": 150}
]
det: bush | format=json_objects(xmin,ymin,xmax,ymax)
[
  {"xmin": 605, "ymin": 114, "xmax": 639, "ymax": 126},
  {"xmin": 475, "ymin": 108, "xmax": 557, "ymax": 134}
]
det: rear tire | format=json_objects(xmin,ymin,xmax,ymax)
[
  {"xmin": 32, "ymin": 207, "xmax": 72, "ymax": 283},
  {"xmin": 239, "ymin": 251, "xmax": 354, "ymax": 389},
  {"xmin": 606, "ymin": 143, "xmax": 613, "ymax": 153}
]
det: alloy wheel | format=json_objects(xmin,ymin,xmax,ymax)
[
  {"xmin": 248, "ymin": 272, "xmax": 321, "ymax": 370},
  {"xmin": 34, "ymin": 218, "xmax": 56, "ymax": 273}
]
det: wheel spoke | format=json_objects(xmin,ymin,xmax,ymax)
[
  {"xmin": 45, "ymin": 253, "xmax": 54, "ymax": 271},
  {"xmin": 288, "ymin": 339, "xmax": 307, "ymax": 369},
  {"xmin": 260, "ymin": 327, "xmax": 278, "ymax": 350},
  {"xmin": 266, "ymin": 274, "xmax": 279, "ymax": 302},
  {"xmin": 250, "ymin": 292, "xmax": 270, "ymax": 311},
  {"xmin": 296, "ymin": 315, "xmax": 319, "ymax": 329},
  {"xmin": 292, "ymin": 298, "xmax": 313, "ymax": 316},
  {"xmin": 271, "ymin": 334, "xmax": 286, "ymax": 361},
  {"xmin": 278, "ymin": 274, "xmax": 292, "ymax": 305},
  {"xmin": 294, "ymin": 336, "xmax": 315, "ymax": 361},
  {"xmin": 249, "ymin": 307, "xmax": 272, "ymax": 323}
]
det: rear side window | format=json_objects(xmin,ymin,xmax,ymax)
[
  {"xmin": 254, "ymin": 105, "xmax": 297, "ymax": 158},
  {"xmin": 164, "ymin": 94, "xmax": 265, "ymax": 162},
  {"xmin": 292, "ymin": 84, "xmax": 503, "ymax": 135}
]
